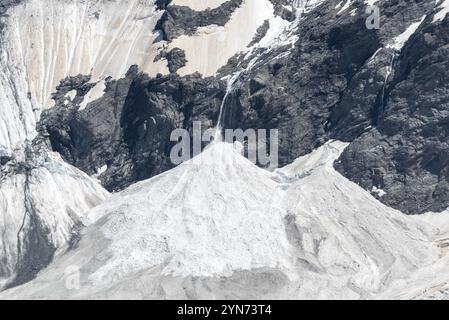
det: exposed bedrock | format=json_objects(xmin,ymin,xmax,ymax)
[
  {"xmin": 157, "ymin": 0, "xmax": 244, "ymax": 41},
  {"xmin": 217, "ymin": 0, "xmax": 449, "ymax": 215},
  {"xmin": 335, "ymin": 17, "xmax": 449, "ymax": 214},
  {"xmin": 221, "ymin": 1, "xmax": 384, "ymax": 166},
  {"xmin": 39, "ymin": 66, "xmax": 226, "ymax": 192}
]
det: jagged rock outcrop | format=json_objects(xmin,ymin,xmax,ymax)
[
  {"xmin": 215, "ymin": 0, "xmax": 449, "ymax": 214},
  {"xmin": 39, "ymin": 66, "xmax": 225, "ymax": 191},
  {"xmin": 335, "ymin": 15, "xmax": 449, "ymax": 214},
  {"xmin": 157, "ymin": 0, "xmax": 243, "ymax": 40}
]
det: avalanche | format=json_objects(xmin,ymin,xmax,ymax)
[{"xmin": 1, "ymin": 141, "xmax": 448, "ymax": 299}]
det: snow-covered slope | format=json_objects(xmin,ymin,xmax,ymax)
[
  {"xmin": 170, "ymin": 0, "xmax": 275, "ymax": 76},
  {"xmin": 0, "ymin": 0, "xmax": 291, "ymax": 150},
  {"xmin": 170, "ymin": 0, "xmax": 326, "ymax": 76},
  {"xmin": 0, "ymin": 0, "xmax": 166, "ymax": 289},
  {"xmin": 1, "ymin": 0, "xmax": 448, "ymax": 300},
  {"xmin": 0, "ymin": 150, "xmax": 109, "ymax": 289},
  {"xmin": 1, "ymin": 141, "xmax": 446, "ymax": 299},
  {"xmin": 0, "ymin": 0, "xmax": 167, "ymax": 151}
]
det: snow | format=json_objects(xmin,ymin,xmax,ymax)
[
  {"xmin": 336, "ymin": 1, "xmax": 352, "ymax": 15},
  {"xmin": 170, "ymin": 0, "xmax": 274, "ymax": 76},
  {"xmin": 84, "ymin": 142, "xmax": 289, "ymax": 280},
  {"xmin": 65, "ymin": 90, "xmax": 77, "ymax": 101},
  {"xmin": 387, "ymin": 16, "xmax": 426, "ymax": 51},
  {"xmin": 1, "ymin": 141, "xmax": 447, "ymax": 299},
  {"xmin": 433, "ymin": 0, "xmax": 449, "ymax": 22},
  {"xmin": 79, "ymin": 80, "xmax": 106, "ymax": 111},
  {"xmin": 371, "ymin": 186, "xmax": 386, "ymax": 197},
  {"xmin": 0, "ymin": 0, "xmax": 167, "ymax": 151},
  {"xmin": 365, "ymin": 0, "xmax": 378, "ymax": 6},
  {"xmin": 0, "ymin": 152, "xmax": 109, "ymax": 289},
  {"xmin": 377, "ymin": 209, "xmax": 449, "ymax": 299},
  {"xmin": 237, "ymin": 0, "xmax": 326, "ymax": 76},
  {"xmin": 0, "ymin": 0, "xmax": 448, "ymax": 300}
]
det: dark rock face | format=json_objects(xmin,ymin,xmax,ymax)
[
  {"xmin": 154, "ymin": 0, "xmax": 172, "ymax": 11},
  {"xmin": 269, "ymin": 0, "xmax": 297, "ymax": 21},
  {"xmin": 221, "ymin": 1, "xmax": 384, "ymax": 166},
  {"xmin": 9, "ymin": 200, "xmax": 56, "ymax": 288},
  {"xmin": 39, "ymin": 67, "xmax": 225, "ymax": 191},
  {"xmin": 335, "ymin": 17, "xmax": 449, "ymax": 214},
  {"xmin": 0, "ymin": 148, "xmax": 13, "ymax": 165},
  {"xmin": 166, "ymin": 48, "xmax": 187, "ymax": 73},
  {"xmin": 157, "ymin": 0, "xmax": 243, "ymax": 41},
  {"xmin": 248, "ymin": 20, "xmax": 270, "ymax": 47},
  {"xmin": 213, "ymin": 0, "xmax": 449, "ymax": 215},
  {"xmin": 51, "ymin": 74, "xmax": 96, "ymax": 106},
  {"xmin": 214, "ymin": 0, "xmax": 449, "ymax": 214}
]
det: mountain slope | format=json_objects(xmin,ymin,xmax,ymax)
[
  {"xmin": 32, "ymin": 0, "xmax": 449, "ymax": 216},
  {"xmin": 1, "ymin": 141, "xmax": 446, "ymax": 299},
  {"xmin": 0, "ymin": 145, "xmax": 109, "ymax": 289},
  {"xmin": 1, "ymin": 0, "xmax": 449, "ymax": 298}
]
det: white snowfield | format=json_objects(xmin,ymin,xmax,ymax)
[
  {"xmin": 0, "ymin": 0, "xmax": 161, "ymax": 289},
  {"xmin": 171, "ymin": 0, "xmax": 328, "ymax": 76},
  {"xmin": 387, "ymin": 16, "xmax": 426, "ymax": 51},
  {"xmin": 1, "ymin": 0, "xmax": 449, "ymax": 301},
  {"xmin": 434, "ymin": 0, "xmax": 449, "ymax": 22},
  {"xmin": 1, "ymin": 141, "xmax": 448, "ymax": 299}
]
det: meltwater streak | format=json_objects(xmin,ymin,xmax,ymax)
[{"xmin": 214, "ymin": 71, "xmax": 243, "ymax": 141}]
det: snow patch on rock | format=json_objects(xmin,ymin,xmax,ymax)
[
  {"xmin": 170, "ymin": 0, "xmax": 275, "ymax": 76},
  {"xmin": 433, "ymin": 0, "xmax": 449, "ymax": 22},
  {"xmin": 387, "ymin": 16, "xmax": 426, "ymax": 51}
]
